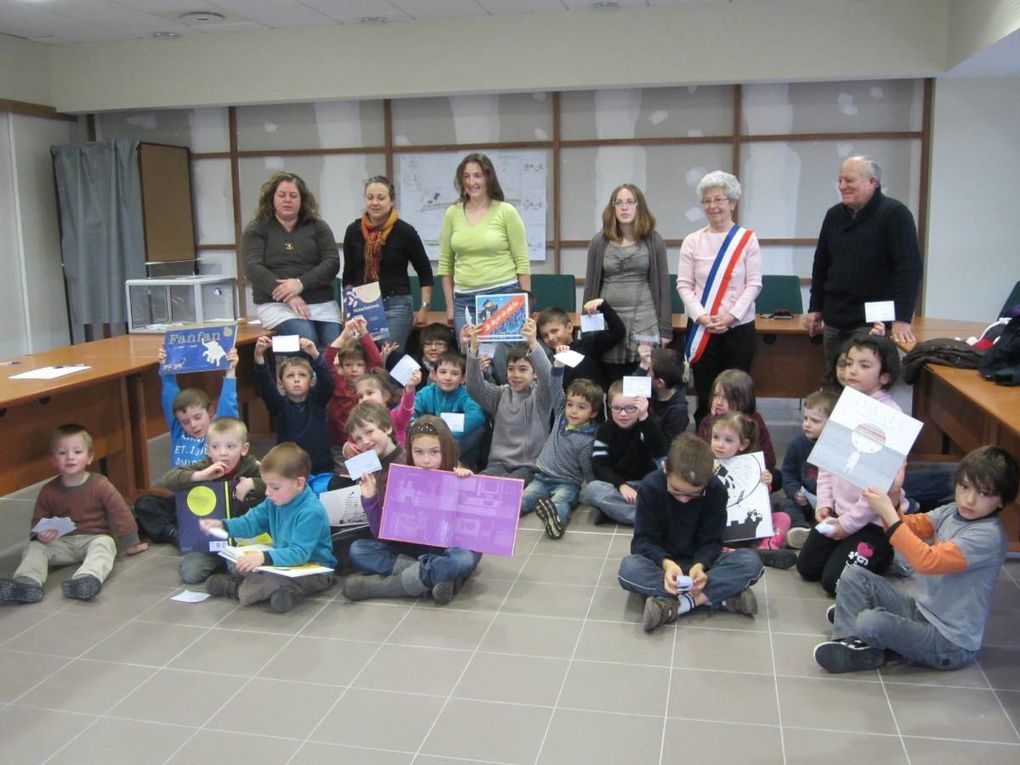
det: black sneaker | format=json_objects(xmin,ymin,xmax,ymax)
[
  {"xmin": 717, "ymin": 588, "xmax": 758, "ymax": 616},
  {"xmin": 62, "ymin": 574, "xmax": 102, "ymax": 601},
  {"xmin": 757, "ymin": 548, "xmax": 798, "ymax": 569},
  {"xmin": 534, "ymin": 498, "xmax": 565, "ymax": 539},
  {"xmin": 0, "ymin": 576, "xmax": 44, "ymax": 604},
  {"xmin": 826, "ymin": 605, "xmax": 836, "ymax": 624},
  {"xmin": 814, "ymin": 637, "xmax": 886, "ymax": 673},
  {"xmin": 642, "ymin": 596, "xmax": 680, "ymax": 632}
]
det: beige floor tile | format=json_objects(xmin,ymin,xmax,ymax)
[
  {"xmin": 767, "ymin": 595, "xmax": 834, "ymax": 635},
  {"xmin": 539, "ymin": 708, "xmax": 664, "ymax": 765},
  {"xmin": 478, "ymin": 613, "xmax": 584, "ymax": 658},
  {"xmin": 0, "ymin": 705, "xmax": 96, "ymax": 762},
  {"xmin": 782, "ymin": 728, "xmax": 908, "ymax": 765},
  {"xmin": 673, "ymin": 627, "xmax": 775, "ymax": 674},
  {"xmin": 662, "ymin": 719, "xmax": 783, "ymax": 765},
  {"xmin": 585, "ymin": 586, "xmax": 645, "ymax": 624},
  {"xmin": 534, "ymin": 531, "xmax": 613, "ymax": 558},
  {"xmin": 56, "ymin": 581, "xmax": 178, "ymax": 620},
  {"xmin": 109, "ymin": 668, "xmax": 246, "ymax": 726},
  {"xmin": 501, "ymin": 580, "xmax": 594, "ymax": 618},
  {"xmin": 777, "ymin": 676, "xmax": 898, "ymax": 734},
  {"xmin": 453, "ymin": 651, "xmax": 569, "ymax": 706},
  {"xmin": 308, "ymin": 688, "xmax": 443, "ymax": 750},
  {"xmin": 421, "ymin": 697, "xmax": 551, "ymax": 763},
  {"xmin": 353, "ymin": 643, "xmax": 472, "ymax": 695},
  {"xmin": 83, "ymin": 620, "xmax": 207, "ymax": 666},
  {"xmin": 290, "ymin": 742, "xmax": 412, "ymax": 764},
  {"xmin": 5, "ymin": 612, "xmax": 128, "ymax": 657},
  {"xmin": 668, "ymin": 668, "xmax": 779, "ymax": 725},
  {"xmin": 559, "ymin": 660, "xmax": 669, "ymax": 716},
  {"xmin": 385, "ymin": 605, "xmax": 494, "ymax": 649},
  {"xmin": 518, "ymin": 552, "xmax": 607, "ymax": 585},
  {"xmin": 46, "ymin": 716, "xmax": 187, "ymax": 765},
  {"xmin": 772, "ymin": 631, "xmax": 881, "ymax": 681},
  {"xmin": 902, "ymin": 738, "xmax": 1020, "ymax": 765},
  {"xmin": 0, "ymin": 648, "xmax": 66, "ymax": 702},
  {"xmin": 168, "ymin": 730, "xmax": 301, "ymax": 765},
  {"xmin": 885, "ymin": 683, "xmax": 1020, "ymax": 743},
  {"xmin": 18, "ymin": 658, "xmax": 155, "ymax": 714},
  {"xmin": 574, "ymin": 618, "xmax": 675, "ymax": 666},
  {"xmin": 302, "ymin": 600, "xmax": 412, "ymax": 641},
  {"xmin": 168, "ymin": 628, "xmax": 291, "ymax": 675},
  {"xmin": 258, "ymin": 635, "xmax": 377, "ymax": 686},
  {"xmin": 207, "ymin": 677, "xmax": 344, "ymax": 738}
]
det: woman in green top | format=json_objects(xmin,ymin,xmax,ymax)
[{"xmin": 438, "ymin": 153, "xmax": 531, "ymax": 339}]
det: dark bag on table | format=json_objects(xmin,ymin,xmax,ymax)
[
  {"xmin": 901, "ymin": 338, "xmax": 983, "ymax": 384},
  {"xmin": 979, "ymin": 315, "xmax": 1020, "ymax": 382}
]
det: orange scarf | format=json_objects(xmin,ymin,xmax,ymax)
[{"xmin": 360, "ymin": 208, "xmax": 398, "ymax": 282}]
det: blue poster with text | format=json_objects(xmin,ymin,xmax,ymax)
[{"xmin": 161, "ymin": 324, "xmax": 237, "ymax": 374}]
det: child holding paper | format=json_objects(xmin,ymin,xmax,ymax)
[
  {"xmin": 344, "ymin": 416, "xmax": 481, "ymax": 604},
  {"xmin": 133, "ymin": 345, "xmax": 240, "ymax": 546},
  {"xmin": 324, "ymin": 316, "xmax": 385, "ymax": 452},
  {"xmin": 617, "ymin": 434, "xmax": 763, "ymax": 633},
  {"xmin": 638, "ymin": 344, "xmax": 690, "ymax": 442},
  {"xmin": 201, "ymin": 443, "xmax": 335, "ymax": 613},
  {"xmin": 414, "ymin": 351, "xmax": 487, "ymax": 470},
  {"xmin": 579, "ymin": 380, "xmax": 668, "ymax": 526},
  {"xmin": 338, "ymin": 368, "xmax": 420, "ymax": 455},
  {"xmin": 1, "ymin": 425, "xmax": 147, "ymax": 604},
  {"xmin": 254, "ymin": 335, "xmax": 335, "ymax": 486},
  {"xmin": 536, "ymin": 298, "xmax": 625, "ymax": 392},
  {"xmin": 522, "ymin": 368, "xmax": 602, "ymax": 539},
  {"xmin": 816, "ymin": 446, "xmax": 1017, "ymax": 673},
  {"xmin": 467, "ymin": 317, "xmax": 553, "ymax": 482},
  {"xmin": 796, "ymin": 334, "xmax": 902, "ymax": 595},
  {"xmin": 161, "ymin": 417, "xmax": 265, "ymax": 584}
]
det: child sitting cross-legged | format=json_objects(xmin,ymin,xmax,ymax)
[
  {"xmin": 201, "ymin": 442, "xmax": 336, "ymax": 613},
  {"xmin": 1, "ymin": 424, "xmax": 147, "ymax": 604},
  {"xmin": 343, "ymin": 415, "xmax": 481, "ymax": 604},
  {"xmin": 580, "ymin": 380, "xmax": 668, "ymax": 526},
  {"xmin": 161, "ymin": 416, "xmax": 265, "ymax": 584},
  {"xmin": 522, "ymin": 369, "xmax": 603, "ymax": 540},
  {"xmin": 782, "ymin": 389, "xmax": 838, "ymax": 550},
  {"xmin": 617, "ymin": 434, "xmax": 764, "ymax": 632},
  {"xmin": 815, "ymin": 446, "xmax": 1018, "ymax": 674}
]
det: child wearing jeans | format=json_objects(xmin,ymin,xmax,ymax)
[
  {"xmin": 344, "ymin": 415, "xmax": 481, "ymax": 605},
  {"xmin": 1, "ymin": 425, "xmax": 147, "ymax": 603},
  {"xmin": 201, "ymin": 443, "xmax": 336, "ymax": 613},
  {"xmin": 815, "ymin": 446, "xmax": 1017, "ymax": 673},
  {"xmin": 522, "ymin": 371, "xmax": 602, "ymax": 540},
  {"xmin": 796, "ymin": 334, "xmax": 902, "ymax": 595},
  {"xmin": 617, "ymin": 434, "xmax": 764, "ymax": 632}
]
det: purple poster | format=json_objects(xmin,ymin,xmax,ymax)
[{"xmin": 379, "ymin": 465, "xmax": 524, "ymax": 556}]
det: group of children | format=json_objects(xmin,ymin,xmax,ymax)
[{"xmin": 1, "ymin": 312, "xmax": 1016, "ymax": 680}]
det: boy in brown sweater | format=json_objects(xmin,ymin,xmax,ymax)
[{"xmin": 0, "ymin": 424, "xmax": 147, "ymax": 603}]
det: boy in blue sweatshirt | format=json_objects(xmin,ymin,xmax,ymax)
[
  {"xmin": 133, "ymin": 346, "xmax": 240, "ymax": 545},
  {"xmin": 782, "ymin": 388, "xmax": 837, "ymax": 549},
  {"xmin": 414, "ymin": 350, "xmax": 487, "ymax": 470},
  {"xmin": 201, "ymin": 442, "xmax": 336, "ymax": 613}
]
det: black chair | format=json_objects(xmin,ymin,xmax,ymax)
[{"xmin": 531, "ymin": 274, "xmax": 577, "ymax": 312}]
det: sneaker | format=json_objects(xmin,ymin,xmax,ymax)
[
  {"xmin": 757, "ymin": 548, "xmax": 798, "ymax": 570},
  {"xmin": 814, "ymin": 637, "xmax": 886, "ymax": 673},
  {"xmin": 642, "ymin": 596, "xmax": 680, "ymax": 633},
  {"xmin": 269, "ymin": 588, "xmax": 302, "ymax": 614},
  {"xmin": 534, "ymin": 498, "xmax": 565, "ymax": 540},
  {"xmin": 431, "ymin": 576, "xmax": 466, "ymax": 606},
  {"xmin": 0, "ymin": 576, "xmax": 44, "ymax": 604},
  {"xmin": 206, "ymin": 573, "xmax": 241, "ymax": 599},
  {"xmin": 718, "ymin": 588, "xmax": 758, "ymax": 616},
  {"xmin": 62, "ymin": 574, "xmax": 102, "ymax": 601},
  {"xmin": 786, "ymin": 527, "xmax": 810, "ymax": 550},
  {"xmin": 826, "ymin": 604, "xmax": 836, "ymax": 624}
]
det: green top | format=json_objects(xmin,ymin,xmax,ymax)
[{"xmin": 437, "ymin": 201, "xmax": 530, "ymax": 292}]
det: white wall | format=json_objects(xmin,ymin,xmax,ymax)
[
  {"xmin": 0, "ymin": 113, "xmax": 71, "ymax": 355},
  {"xmin": 926, "ymin": 76, "xmax": 1020, "ymax": 321},
  {"xmin": 0, "ymin": 35, "xmax": 52, "ymax": 105},
  {"xmin": 48, "ymin": 0, "xmax": 948, "ymax": 113}
]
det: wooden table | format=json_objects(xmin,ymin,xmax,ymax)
[{"xmin": 0, "ymin": 324, "xmax": 265, "ymax": 499}]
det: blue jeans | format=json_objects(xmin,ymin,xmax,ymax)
[
  {"xmin": 273, "ymin": 318, "xmax": 341, "ymax": 351},
  {"xmin": 179, "ymin": 551, "xmax": 224, "ymax": 584},
  {"xmin": 383, "ymin": 294, "xmax": 414, "ymax": 354},
  {"xmin": 580, "ymin": 480, "xmax": 640, "ymax": 525},
  {"xmin": 521, "ymin": 472, "xmax": 579, "ymax": 524},
  {"xmin": 617, "ymin": 549, "xmax": 763, "ymax": 605},
  {"xmin": 832, "ymin": 565, "xmax": 976, "ymax": 670},
  {"xmin": 349, "ymin": 538, "xmax": 481, "ymax": 588}
]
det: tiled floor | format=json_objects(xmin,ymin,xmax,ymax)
[{"xmin": 2, "ymin": 509, "xmax": 1019, "ymax": 765}]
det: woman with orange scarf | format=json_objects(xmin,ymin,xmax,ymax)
[{"xmin": 342, "ymin": 176, "xmax": 434, "ymax": 353}]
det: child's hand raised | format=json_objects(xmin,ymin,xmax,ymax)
[
  {"xmin": 225, "ymin": 346, "xmax": 239, "ymax": 378},
  {"xmin": 637, "ymin": 342, "xmax": 652, "ymax": 371},
  {"xmin": 298, "ymin": 337, "xmax": 319, "ymax": 359},
  {"xmin": 254, "ymin": 336, "xmax": 271, "ymax": 363},
  {"xmin": 342, "ymin": 442, "xmax": 363, "ymax": 459},
  {"xmin": 864, "ymin": 487, "xmax": 899, "ymax": 525},
  {"xmin": 582, "ymin": 298, "xmax": 604, "ymax": 315},
  {"xmin": 552, "ymin": 344, "xmax": 571, "ymax": 367},
  {"xmin": 157, "ymin": 346, "xmax": 167, "ymax": 365},
  {"xmin": 463, "ymin": 323, "xmax": 479, "ymax": 356},
  {"xmin": 380, "ymin": 341, "xmax": 399, "ymax": 360},
  {"xmin": 634, "ymin": 395, "xmax": 650, "ymax": 420},
  {"xmin": 405, "ymin": 368, "xmax": 422, "ymax": 392},
  {"xmin": 521, "ymin": 318, "xmax": 538, "ymax": 349},
  {"xmin": 358, "ymin": 471, "xmax": 377, "ymax": 499}
]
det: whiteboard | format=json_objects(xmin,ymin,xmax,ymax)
[{"xmin": 397, "ymin": 150, "xmax": 547, "ymax": 262}]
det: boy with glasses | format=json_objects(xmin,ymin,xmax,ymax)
[
  {"xmin": 579, "ymin": 380, "xmax": 668, "ymax": 525},
  {"xmin": 617, "ymin": 433, "xmax": 764, "ymax": 632}
]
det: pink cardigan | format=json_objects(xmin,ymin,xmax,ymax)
[{"xmin": 676, "ymin": 227, "xmax": 762, "ymax": 326}]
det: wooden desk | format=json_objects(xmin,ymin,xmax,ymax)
[{"xmin": 0, "ymin": 325, "xmax": 265, "ymax": 499}]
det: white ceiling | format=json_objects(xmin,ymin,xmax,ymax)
[{"xmin": 0, "ymin": 0, "xmax": 743, "ymax": 43}]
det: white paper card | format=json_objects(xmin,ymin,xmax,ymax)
[
  {"xmin": 319, "ymin": 486, "xmax": 368, "ymax": 526},
  {"xmin": 441, "ymin": 412, "xmax": 466, "ymax": 433},
  {"xmin": 10, "ymin": 365, "xmax": 90, "ymax": 380},
  {"xmin": 389, "ymin": 354, "xmax": 421, "ymax": 386},
  {"xmin": 31, "ymin": 517, "xmax": 76, "ymax": 537},
  {"xmin": 807, "ymin": 386, "xmax": 923, "ymax": 492},
  {"xmin": 633, "ymin": 333, "xmax": 660, "ymax": 344},
  {"xmin": 554, "ymin": 349, "xmax": 585, "ymax": 368},
  {"xmin": 171, "ymin": 589, "xmax": 211, "ymax": 603},
  {"xmin": 715, "ymin": 451, "xmax": 774, "ymax": 543},
  {"xmin": 580, "ymin": 313, "xmax": 605, "ymax": 333},
  {"xmin": 478, "ymin": 343, "xmax": 497, "ymax": 359},
  {"xmin": 344, "ymin": 449, "xmax": 383, "ymax": 480},
  {"xmin": 622, "ymin": 375, "xmax": 652, "ymax": 397},
  {"xmin": 464, "ymin": 306, "xmax": 472, "ymax": 327},
  {"xmin": 271, "ymin": 335, "xmax": 300, "ymax": 353},
  {"xmin": 864, "ymin": 301, "xmax": 896, "ymax": 323}
]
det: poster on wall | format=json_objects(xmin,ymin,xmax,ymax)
[{"xmin": 398, "ymin": 150, "xmax": 547, "ymax": 262}]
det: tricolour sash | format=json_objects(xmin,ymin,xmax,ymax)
[{"xmin": 684, "ymin": 224, "xmax": 754, "ymax": 364}]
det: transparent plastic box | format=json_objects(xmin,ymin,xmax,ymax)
[{"xmin": 126, "ymin": 276, "xmax": 238, "ymax": 333}]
